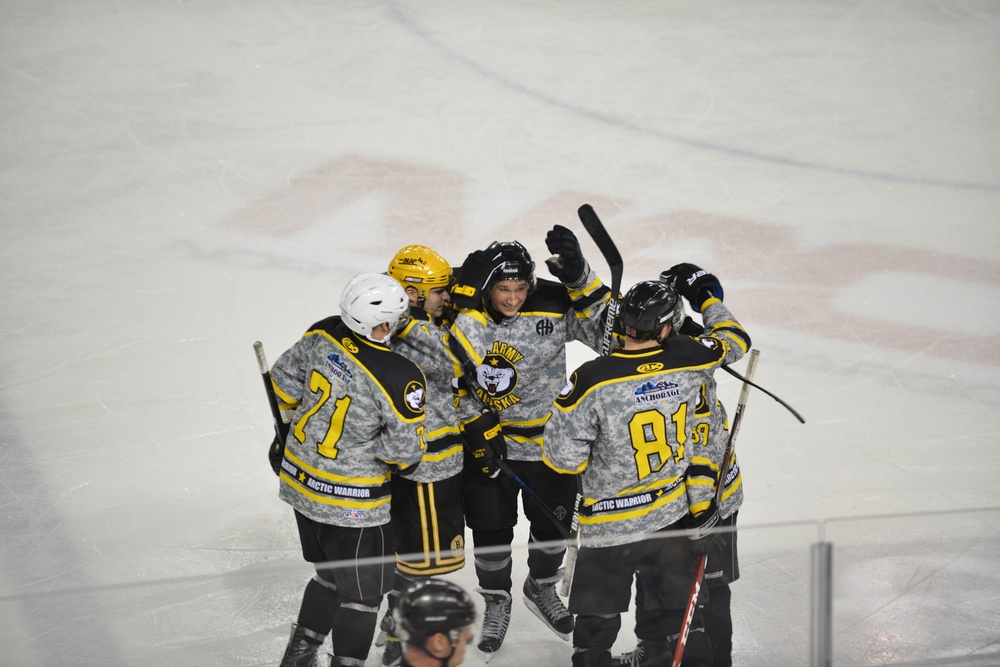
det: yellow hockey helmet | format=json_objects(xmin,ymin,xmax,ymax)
[{"xmin": 387, "ymin": 245, "xmax": 453, "ymax": 302}]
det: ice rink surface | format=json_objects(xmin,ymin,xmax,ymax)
[{"xmin": 1, "ymin": 1, "xmax": 999, "ymax": 665}]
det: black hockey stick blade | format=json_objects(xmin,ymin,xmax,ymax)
[
  {"xmin": 578, "ymin": 204, "xmax": 624, "ymax": 356},
  {"xmin": 578, "ymin": 204, "xmax": 623, "ymax": 275},
  {"xmin": 721, "ymin": 364, "xmax": 805, "ymax": 423}
]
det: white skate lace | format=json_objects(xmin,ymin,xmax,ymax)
[
  {"xmin": 615, "ymin": 647, "xmax": 643, "ymax": 667},
  {"xmin": 482, "ymin": 596, "xmax": 511, "ymax": 640},
  {"xmin": 533, "ymin": 581, "xmax": 571, "ymax": 620}
]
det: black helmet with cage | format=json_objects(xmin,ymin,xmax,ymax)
[
  {"xmin": 618, "ymin": 279, "xmax": 680, "ymax": 341},
  {"xmin": 393, "ymin": 579, "xmax": 476, "ymax": 647}
]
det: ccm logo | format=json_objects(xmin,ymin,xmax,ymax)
[{"xmin": 637, "ymin": 363, "xmax": 664, "ymax": 373}]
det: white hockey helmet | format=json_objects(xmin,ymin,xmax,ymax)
[{"xmin": 339, "ymin": 273, "xmax": 409, "ymax": 339}]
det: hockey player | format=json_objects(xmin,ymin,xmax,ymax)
[
  {"xmin": 446, "ymin": 229, "xmax": 611, "ymax": 659},
  {"xmin": 614, "ymin": 269, "xmax": 745, "ymax": 667},
  {"xmin": 390, "ymin": 579, "xmax": 477, "ymax": 667},
  {"xmin": 376, "ymin": 245, "xmax": 467, "ymax": 666},
  {"xmin": 542, "ymin": 266, "xmax": 750, "ymax": 667},
  {"xmin": 272, "ymin": 273, "xmax": 428, "ymax": 667}
]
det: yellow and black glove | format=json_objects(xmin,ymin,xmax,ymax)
[
  {"xmin": 450, "ymin": 248, "xmax": 501, "ymax": 311},
  {"xmin": 460, "ymin": 409, "xmax": 507, "ymax": 478}
]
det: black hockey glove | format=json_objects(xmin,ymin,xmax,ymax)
[
  {"xmin": 451, "ymin": 247, "xmax": 499, "ymax": 311},
  {"xmin": 677, "ymin": 316, "xmax": 705, "ymax": 337},
  {"xmin": 544, "ymin": 224, "xmax": 588, "ymax": 286},
  {"xmin": 268, "ymin": 433, "xmax": 286, "ymax": 476},
  {"xmin": 683, "ymin": 500, "xmax": 726, "ymax": 558},
  {"xmin": 461, "ymin": 409, "xmax": 507, "ymax": 478},
  {"xmin": 663, "ymin": 263, "xmax": 723, "ymax": 313}
]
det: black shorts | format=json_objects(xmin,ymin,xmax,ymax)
[
  {"xmin": 294, "ymin": 511, "xmax": 395, "ymax": 603},
  {"xmin": 390, "ymin": 474, "xmax": 466, "ymax": 576},
  {"xmin": 703, "ymin": 511, "xmax": 739, "ymax": 587},
  {"xmin": 568, "ymin": 521, "xmax": 700, "ymax": 616},
  {"xmin": 462, "ymin": 458, "xmax": 576, "ymax": 537}
]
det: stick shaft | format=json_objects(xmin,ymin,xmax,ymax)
[
  {"xmin": 254, "ymin": 341, "xmax": 288, "ymax": 441},
  {"xmin": 561, "ymin": 204, "xmax": 624, "ymax": 595},
  {"xmin": 673, "ymin": 349, "xmax": 760, "ymax": 667}
]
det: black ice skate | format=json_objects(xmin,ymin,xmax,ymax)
[
  {"xmin": 611, "ymin": 639, "xmax": 673, "ymax": 667},
  {"xmin": 381, "ymin": 632, "xmax": 402, "ymax": 666},
  {"xmin": 476, "ymin": 588, "xmax": 512, "ymax": 662},
  {"xmin": 278, "ymin": 623, "xmax": 326, "ymax": 667},
  {"xmin": 522, "ymin": 573, "xmax": 574, "ymax": 640},
  {"xmin": 374, "ymin": 607, "xmax": 393, "ymax": 648}
]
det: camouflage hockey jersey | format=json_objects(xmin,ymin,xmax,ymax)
[
  {"xmin": 542, "ymin": 298, "xmax": 749, "ymax": 545},
  {"xmin": 270, "ymin": 316, "xmax": 427, "ymax": 527},
  {"xmin": 448, "ymin": 271, "xmax": 609, "ymax": 462},
  {"xmin": 674, "ymin": 316, "xmax": 744, "ymax": 519},
  {"xmin": 392, "ymin": 307, "xmax": 464, "ymax": 483}
]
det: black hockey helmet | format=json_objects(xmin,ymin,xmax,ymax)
[
  {"xmin": 393, "ymin": 579, "xmax": 476, "ymax": 645},
  {"xmin": 485, "ymin": 241, "xmax": 536, "ymax": 294},
  {"xmin": 618, "ymin": 279, "xmax": 680, "ymax": 341}
]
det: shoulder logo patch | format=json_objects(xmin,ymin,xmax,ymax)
[
  {"xmin": 342, "ymin": 337, "xmax": 359, "ymax": 354},
  {"xmin": 637, "ymin": 362, "xmax": 664, "ymax": 373},
  {"xmin": 404, "ymin": 381, "xmax": 426, "ymax": 413}
]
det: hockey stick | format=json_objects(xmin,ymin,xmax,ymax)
[
  {"xmin": 577, "ymin": 203, "xmax": 624, "ymax": 355},
  {"xmin": 559, "ymin": 203, "xmax": 625, "ymax": 597},
  {"xmin": 721, "ymin": 364, "xmax": 804, "ymax": 423},
  {"xmin": 673, "ymin": 348, "xmax": 760, "ymax": 667},
  {"xmin": 254, "ymin": 341, "xmax": 290, "ymax": 476}
]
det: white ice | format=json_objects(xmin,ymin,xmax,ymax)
[{"xmin": 1, "ymin": 1, "xmax": 999, "ymax": 665}]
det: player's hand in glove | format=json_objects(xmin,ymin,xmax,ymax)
[
  {"xmin": 544, "ymin": 224, "xmax": 589, "ymax": 286},
  {"xmin": 268, "ymin": 433, "xmax": 285, "ymax": 476},
  {"xmin": 461, "ymin": 409, "xmax": 507, "ymax": 478},
  {"xmin": 451, "ymin": 247, "xmax": 499, "ymax": 311},
  {"xmin": 683, "ymin": 500, "xmax": 726, "ymax": 558},
  {"xmin": 663, "ymin": 263, "xmax": 723, "ymax": 313}
]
